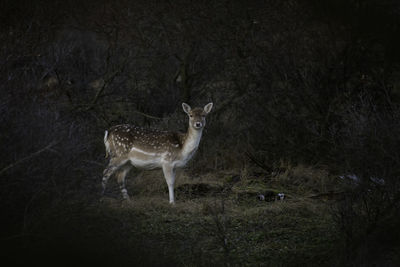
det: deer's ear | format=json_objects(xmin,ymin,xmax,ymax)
[
  {"xmin": 182, "ymin": 103, "xmax": 191, "ymax": 114},
  {"xmin": 204, "ymin": 102, "xmax": 213, "ymax": 114}
]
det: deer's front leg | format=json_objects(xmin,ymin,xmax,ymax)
[{"xmin": 162, "ymin": 164, "xmax": 176, "ymax": 204}]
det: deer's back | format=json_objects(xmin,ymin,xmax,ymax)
[{"xmin": 106, "ymin": 124, "xmax": 184, "ymax": 162}]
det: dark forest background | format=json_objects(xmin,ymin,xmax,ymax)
[{"xmin": 1, "ymin": 0, "xmax": 400, "ymax": 266}]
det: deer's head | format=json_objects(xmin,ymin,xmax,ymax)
[{"xmin": 182, "ymin": 102, "xmax": 213, "ymax": 130}]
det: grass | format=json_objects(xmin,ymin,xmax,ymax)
[{"xmin": 5, "ymin": 165, "xmax": 342, "ymax": 266}]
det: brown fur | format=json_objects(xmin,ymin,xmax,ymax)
[
  {"xmin": 101, "ymin": 102, "xmax": 213, "ymax": 203},
  {"xmin": 106, "ymin": 124, "xmax": 185, "ymax": 158}
]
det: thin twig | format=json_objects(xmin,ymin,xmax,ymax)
[
  {"xmin": 132, "ymin": 110, "xmax": 163, "ymax": 120},
  {"xmin": 0, "ymin": 141, "xmax": 58, "ymax": 176},
  {"xmin": 83, "ymin": 160, "xmax": 104, "ymax": 167},
  {"xmin": 245, "ymin": 151, "xmax": 271, "ymax": 173}
]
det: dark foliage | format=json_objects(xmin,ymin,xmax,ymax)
[{"xmin": 1, "ymin": 0, "xmax": 400, "ymax": 265}]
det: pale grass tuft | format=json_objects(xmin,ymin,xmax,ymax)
[{"xmin": 272, "ymin": 163, "xmax": 339, "ymax": 195}]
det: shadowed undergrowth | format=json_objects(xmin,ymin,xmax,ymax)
[
  {"xmin": 4, "ymin": 168, "xmax": 339, "ymax": 267},
  {"xmin": 1, "ymin": 1, "xmax": 400, "ymax": 266}
]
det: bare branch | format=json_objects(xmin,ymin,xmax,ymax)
[{"xmin": 0, "ymin": 141, "xmax": 59, "ymax": 176}]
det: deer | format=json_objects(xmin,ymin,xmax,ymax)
[{"xmin": 102, "ymin": 102, "xmax": 213, "ymax": 204}]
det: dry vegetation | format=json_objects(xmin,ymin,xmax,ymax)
[
  {"xmin": 1, "ymin": 0, "xmax": 400, "ymax": 266},
  {"xmin": 11, "ymin": 167, "xmax": 340, "ymax": 266}
]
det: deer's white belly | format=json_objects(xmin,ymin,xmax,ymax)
[
  {"xmin": 129, "ymin": 156, "xmax": 162, "ymax": 170},
  {"xmin": 128, "ymin": 147, "xmax": 164, "ymax": 170},
  {"xmin": 128, "ymin": 144, "xmax": 198, "ymax": 170}
]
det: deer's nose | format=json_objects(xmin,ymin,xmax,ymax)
[{"xmin": 195, "ymin": 122, "xmax": 202, "ymax": 128}]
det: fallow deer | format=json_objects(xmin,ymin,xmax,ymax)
[{"xmin": 102, "ymin": 102, "xmax": 213, "ymax": 204}]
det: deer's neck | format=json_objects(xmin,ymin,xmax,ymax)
[{"xmin": 181, "ymin": 126, "xmax": 203, "ymax": 159}]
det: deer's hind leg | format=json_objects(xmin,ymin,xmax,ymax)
[
  {"xmin": 102, "ymin": 157, "xmax": 128, "ymax": 195},
  {"xmin": 116, "ymin": 164, "xmax": 133, "ymax": 200}
]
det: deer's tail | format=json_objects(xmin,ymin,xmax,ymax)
[{"xmin": 104, "ymin": 130, "xmax": 110, "ymax": 158}]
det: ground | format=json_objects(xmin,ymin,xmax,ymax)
[{"xmin": 6, "ymin": 165, "xmax": 344, "ymax": 266}]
